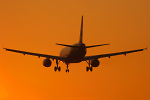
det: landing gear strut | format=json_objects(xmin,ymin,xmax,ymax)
[
  {"xmin": 66, "ymin": 64, "xmax": 69, "ymax": 73},
  {"xmin": 86, "ymin": 60, "xmax": 93, "ymax": 72},
  {"xmin": 54, "ymin": 59, "xmax": 61, "ymax": 72}
]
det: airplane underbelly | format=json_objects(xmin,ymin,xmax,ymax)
[
  {"xmin": 60, "ymin": 47, "xmax": 86, "ymax": 63},
  {"xmin": 67, "ymin": 49, "xmax": 86, "ymax": 63}
]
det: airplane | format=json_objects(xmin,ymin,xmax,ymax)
[{"xmin": 4, "ymin": 16, "xmax": 147, "ymax": 72}]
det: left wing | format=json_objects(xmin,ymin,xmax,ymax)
[
  {"xmin": 4, "ymin": 48, "xmax": 66, "ymax": 61},
  {"xmin": 83, "ymin": 48, "xmax": 147, "ymax": 60}
]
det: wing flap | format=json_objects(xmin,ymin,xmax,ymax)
[
  {"xmin": 4, "ymin": 48, "xmax": 66, "ymax": 61},
  {"xmin": 83, "ymin": 48, "xmax": 147, "ymax": 60}
]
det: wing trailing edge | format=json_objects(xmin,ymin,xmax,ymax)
[{"xmin": 83, "ymin": 48, "xmax": 147, "ymax": 60}]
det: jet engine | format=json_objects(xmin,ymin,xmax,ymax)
[
  {"xmin": 91, "ymin": 59, "xmax": 100, "ymax": 67},
  {"xmin": 43, "ymin": 58, "xmax": 52, "ymax": 67}
]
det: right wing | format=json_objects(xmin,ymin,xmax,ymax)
[
  {"xmin": 4, "ymin": 48, "xmax": 66, "ymax": 61},
  {"xmin": 83, "ymin": 48, "xmax": 147, "ymax": 61}
]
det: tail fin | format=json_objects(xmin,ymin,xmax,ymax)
[{"xmin": 79, "ymin": 16, "xmax": 83, "ymax": 43}]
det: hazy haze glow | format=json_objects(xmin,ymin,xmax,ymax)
[{"xmin": 0, "ymin": 0, "xmax": 150, "ymax": 100}]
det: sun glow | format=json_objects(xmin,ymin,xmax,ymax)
[
  {"xmin": 0, "ymin": 0, "xmax": 149, "ymax": 100},
  {"xmin": 0, "ymin": 84, "xmax": 9, "ymax": 99}
]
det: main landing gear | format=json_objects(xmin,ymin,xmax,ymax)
[
  {"xmin": 54, "ymin": 60, "xmax": 61, "ymax": 72},
  {"xmin": 86, "ymin": 66, "xmax": 93, "ymax": 72},
  {"xmin": 86, "ymin": 60, "xmax": 93, "ymax": 72}
]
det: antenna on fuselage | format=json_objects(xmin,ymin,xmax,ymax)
[{"xmin": 79, "ymin": 16, "xmax": 83, "ymax": 43}]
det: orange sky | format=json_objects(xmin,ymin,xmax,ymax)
[{"xmin": 0, "ymin": 0, "xmax": 150, "ymax": 100}]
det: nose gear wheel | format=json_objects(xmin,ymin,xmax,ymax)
[
  {"xmin": 54, "ymin": 66, "xmax": 61, "ymax": 72},
  {"xmin": 66, "ymin": 69, "xmax": 69, "ymax": 73},
  {"xmin": 66, "ymin": 63, "xmax": 69, "ymax": 73}
]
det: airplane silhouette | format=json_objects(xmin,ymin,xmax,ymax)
[{"xmin": 4, "ymin": 16, "xmax": 147, "ymax": 72}]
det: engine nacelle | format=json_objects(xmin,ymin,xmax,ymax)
[
  {"xmin": 43, "ymin": 59, "xmax": 52, "ymax": 67},
  {"xmin": 91, "ymin": 59, "xmax": 100, "ymax": 67}
]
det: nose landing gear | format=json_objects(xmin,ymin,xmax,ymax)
[
  {"xmin": 54, "ymin": 60, "xmax": 70, "ymax": 72},
  {"xmin": 66, "ymin": 64, "xmax": 69, "ymax": 73},
  {"xmin": 54, "ymin": 66, "xmax": 61, "ymax": 72}
]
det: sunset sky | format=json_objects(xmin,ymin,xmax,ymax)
[{"xmin": 0, "ymin": 0, "xmax": 150, "ymax": 100}]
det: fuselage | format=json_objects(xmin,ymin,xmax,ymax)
[{"xmin": 60, "ymin": 43, "xmax": 86, "ymax": 64}]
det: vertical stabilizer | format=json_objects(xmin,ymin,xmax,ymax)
[{"xmin": 79, "ymin": 16, "xmax": 83, "ymax": 43}]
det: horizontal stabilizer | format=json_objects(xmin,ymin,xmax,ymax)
[
  {"xmin": 56, "ymin": 43, "xmax": 77, "ymax": 48},
  {"xmin": 86, "ymin": 44, "xmax": 110, "ymax": 48}
]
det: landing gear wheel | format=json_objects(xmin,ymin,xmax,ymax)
[
  {"xmin": 58, "ymin": 67, "xmax": 61, "ymax": 72},
  {"xmin": 86, "ymin": 60, "xmax": 93, "ymax": 72},
  {"xmin": 90, "ymin": 67, "xmax": 93, "ymax": 72},
  {"xmin": 54, "ymin": 67, "xmax": 57, "ymax": 72},
  {"xmin": 65, "ymin": 63, "xmax": 69, "ymax": 73},
  {"xmin": 66, "ymin": 69, "xmax": 69, "ymax": 73},
  {"xmin": 86, "ymin": 67, "xmax": 89, "ymax": 72}
]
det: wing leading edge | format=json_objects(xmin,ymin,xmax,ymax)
[
  {"xmin": 83, "ymin": 48, "xmax": 147, "ymax": 61},
  {"xmin": 4, "ymin": 48, "xmax": 67, "ymax": 61},
  {"xmin": 4, "ymin": 48, "xmax": 147, "ymax": 61}
]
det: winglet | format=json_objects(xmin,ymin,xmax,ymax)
[
  {"xmin": 145, "ymin": 47, "xmax": 148, "ymax": 50},
  {"xmin": 142, "ymin": 47, "xmax": 148, "ymax": 51},
  {"xmin": 79, "ymin": 16, "xmax": 83, "ymax": 43},
  {"xmin": 3, "ymin": 47, "xmax": 6, "ymax": 50}
]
